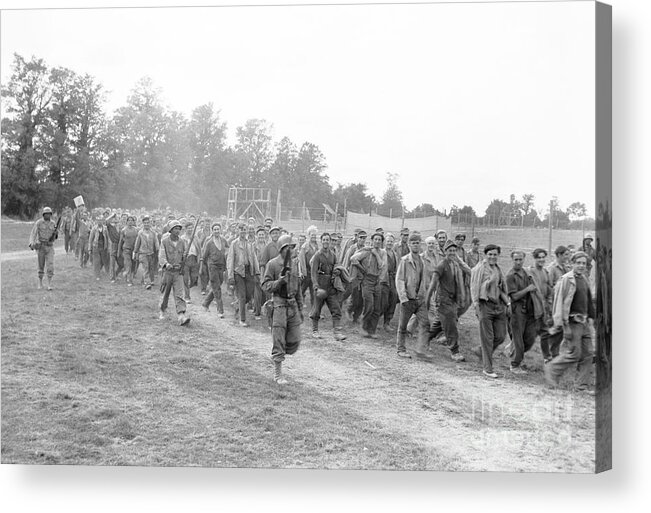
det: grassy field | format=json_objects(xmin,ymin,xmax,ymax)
[{"xmin": 1, "ymin": 221, "xmax": 596, "ymax": 471}]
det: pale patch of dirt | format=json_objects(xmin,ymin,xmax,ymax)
[{"xmin": 1, "ymin": 250, "xmax": 36, "ymax": 262}]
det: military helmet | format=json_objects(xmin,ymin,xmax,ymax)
[
  {"xmin": 168, "ymin": 219, "xmax": 183, "ymax": 231},
  {"xmin": 277, "ymin": 234, "xmax": 296, "ymax": 252},
  {"xmin": 42, "ymin": 206, "xmax": 53, "ymax": 215}
]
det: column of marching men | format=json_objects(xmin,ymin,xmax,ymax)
[{"xmin": 30, "ymin": 205, "xmax": 600, "ymax": 391}]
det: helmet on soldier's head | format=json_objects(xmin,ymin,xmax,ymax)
[
  {"xmin": 168, "ymin": 219, "xmax": 183, "ymax": 231},
  {"xmin": 277, "ymin": 235, "xmax": 296, "ymax": 252},
  {"xmin": 42, "ymin": 207, "xmax": 53, "ymax": 215}
]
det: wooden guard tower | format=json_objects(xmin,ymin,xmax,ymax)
[{"xmin": 227, "ymin": 187, "xmax": 271, "ymax": 223}]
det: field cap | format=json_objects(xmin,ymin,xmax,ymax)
[
  {"xmin": 571, "ymin": 251, "xmax": 589, "ymax": 262},
  {"xmin": 532, "ymin": 248, "xmax": 548, "ymax": 258},
  {"xmin": 555, "ymin": 245, "xmax": 569, "ymax": 256}
]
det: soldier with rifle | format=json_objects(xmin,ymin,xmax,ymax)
[
  {"xmin": 28, "ymin": 206, "xmax": 61, "ymax": 290},
  {"xmin": 158, "ymin": 219, "xmax": 194, "ymax": 326},
  {"xmin": 262, "ymin": 234, "xmax": 304, "ymax": 384}
]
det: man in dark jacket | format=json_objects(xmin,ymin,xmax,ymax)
[{"xmin": 309, "ymin": 233, "xmax": 347, "ymax": 341}]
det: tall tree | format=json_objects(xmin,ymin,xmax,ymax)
[
  {"xmin": 485, "ymin": 198, "xmax": 509, "ymax": 224},
  {"xmin": 292, "ymin": 141, "xmax": 332, "ymax": 208},
  {"xmin": 378, "ymin": 172, "xmax": 404, "ymax": 217},
  {"xmin": 566, "ymin": 201, "xmax": 587, "ymax": 219},
  {"xmin": 521, "ymin": 193, "xmax": 535, "ymax": 216},
  {"xmin": 1, "ymin": 54, "xmax": 53, "ymax": 217},
  {"xmin": 269, "ymin": 136, "xmax": 299, "ymax": 209},
  {"xmin": 187, "ymin": 103, "xmax": 231, "ymax": 212},
  {"xmin": 410, "ymin": 203, "xmax": 444, "ymax": 217},
  {"xmin": 110, "ymin": 77, "xmax": 183, "ymax": 208},
  {"xmin": 234, "ymin": 119, "xmax": 274, "ymax": 187},
  {"xmin": 333, "ymin": 182, "xmax": 376, "ymax": 213}
]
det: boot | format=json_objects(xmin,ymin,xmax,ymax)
[
  {"xmin": 412, "ymin": 335, "xmax": 435, "ymax": 362},
  {"xmin": 46, "ymin": 276, "xmax": 53, "ymax": 290},
  {"xmin": 333, "ymin": 322, "xmax": 346, "ymax": 341},
  {"xmin": 217, "ymin": 299, "xmax": 224, "ymax": 318},
  {"xmin": 397, "ymin": 331, "xmax": 412, "ymax": 359},
  {"xmin": 38, "ymin": 277, "xmax": 43, "ymax": 290},
  {"xmin": 274, "ymin": 360, "xmax": 288, "ymax": 385},
  {"xmin": 178, "ymin": 313, "xmax": 190, "ymax": 326},
  {"xmin": 312, "ymin": 319, "xmax": 321, "ymax": 339}
]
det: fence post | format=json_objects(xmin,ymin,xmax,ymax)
[
  {"xmin": 334, "ymin": 202, "xmax": 339, "ymax": 233},
  {"xmin": 548, "ymin": 199, "xmax": 553, "ymax": 256}
]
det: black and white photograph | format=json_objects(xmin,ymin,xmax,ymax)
[{"xmin": 1, "ymin": 0, "xmax": 643, "ymax": 509}]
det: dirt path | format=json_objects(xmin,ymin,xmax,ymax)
[
  {"xmin": 1, "ymin": 249, "xmax": 37, "ymax": 262},
  {"xmin": 188, "ymin": 301, "xmax": 595, "ymax": 472}
]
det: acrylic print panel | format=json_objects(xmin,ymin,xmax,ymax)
[{"xmin": 0, "ymin": 0, "xmax": 610, "ymax": 472}]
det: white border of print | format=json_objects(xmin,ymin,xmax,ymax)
[{"xmin": 0, "ymin": 0, "xmax": 649, "ymax": 512}]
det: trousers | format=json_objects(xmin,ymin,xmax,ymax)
[
  {"xmin": 139, "ymin": 254, "xmax": 156, "ymax": 287},
  {"xmin": 361, "ymin": 274, "xmax": 381, "ymax": 334},
  {"xmin": 546, "ymin": 321, "xmax": 594, "ymax": 388},
  {"xmin": 160, "ymin": 269, "xmax": 187, "ymax": 314},
  {"xmin": 309, "ymin": 287, "xmax": 342, "ymax": 329},
  {"xmin": 92, "ymin": 247, "xmax": 109, "ymax": 279},
  {"xmin": 477, "ymin": 301, "xmax": 507, "ymax": 373},
  {"xmin": 203, "ymin": 265, "xmax": 225, "ymax": 313},
  {"xmin": 396, "ymin": 298, "xmax": 430, "ymax": 355},
  {"xmin": 429, "ymin": 297, "xmax": 460, "ymax": 354},
  {"xmin": 507, "ymin": 307, "xmax": 539, "ymax": 367},
  {"xmin": 271, "ymin": 302, "xmax": 302, "ymax": 362},
  {"xmin": 183, "ymin": 254, "xmax": 200, "ymax": 299},
  {"xmin": 234, "ymin": 272, "xmax": 255, "ymax": 322},
  {"xmin": 37, "ymin": 244, "xmax": 54, "ymax": 279}
]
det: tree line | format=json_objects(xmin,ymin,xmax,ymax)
[
  {"xmin": 1, "ymin": 54, "xmax": 337, "ymax": 218},
  {"xmin": 1, "ymin": 53, "xmax": 593, "ymax": 230}
]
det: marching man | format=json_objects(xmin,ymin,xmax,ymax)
[
  {"xmin": 158, "ymin": 220, "xmax": 190, "ymax": 326},
  {"xmin": 28, "ymin": 206, "xmax": 59, "ymax": 290},
  {"xmin": 262, "ymin": 234, "xmax": 304, "ymax": 385}
]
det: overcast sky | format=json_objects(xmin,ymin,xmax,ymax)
[{"xmin": 1, "ymin": 0, "xmax": 596, "ymax": 216}]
